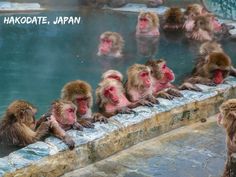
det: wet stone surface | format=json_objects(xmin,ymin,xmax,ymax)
[{"xmin": 63, "ymin": 117, "xmax": 226, "ymax": 177}]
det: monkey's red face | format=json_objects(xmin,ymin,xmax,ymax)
[
  {"xmin": 99, "ymin": 38, "xmax": 113, "ymax": 55},
  {"xmin": 140, "ymin": 71, "xmax": 151, "ymax": 88},
  {"xmin": 60, "ymin": 104, "xmax": 76, "ymax": 125},
  {"xmin": 139, "ymin": 17, "xmax": 151, "ymax": 32},
  {"xmin": 76, "ymin": 96, "xmax": 89, "ymax": 116},
  {"xmin": 213, "ymin": 69, "xmax": 224, "ymax": 84},
  {"xmin": 104, "ymin": 86, "xmax": 119, "ymax": 104},
  {"xmin": 160, "ymin": 63, "xmax": 175, "ymax": 83}
]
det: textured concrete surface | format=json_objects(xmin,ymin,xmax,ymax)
[
  {"xmin": 1, "ymin": 76, "xmax": 236, "ymax": 177},
  {"xmin": 63, "ymin": 117, "xmax": 227, "ymax": 177}
]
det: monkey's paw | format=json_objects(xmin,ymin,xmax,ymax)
[
  {"xmin": 72, "ymin": 122, "xmax": 83, "ymax": 131},
  {"xmin": 93, "ymin": 113, "xmax": 108, "ymax": 124},
  {"xmin": 63, "ymin": 135, "xmax": 75, "ymax": 150}
]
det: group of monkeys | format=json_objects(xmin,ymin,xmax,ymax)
[
  {"xmin": 97, "ymin": 4, "xmax": 233, "ymax": 58},
  {"xmin": 0, "ymin": 4, "xmax": 236, "ymax": 154}
]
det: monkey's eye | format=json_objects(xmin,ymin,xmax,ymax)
[
  {"xmin": 140, "ymin": 18, "xmax": 148, "ymax": 22},
  {"xmin": 109, "ymin": 87, "xmax": 114, "ymax": 91},
  {"xmin": 141, "ymin": 72, "xmax": 148, "ymax": 77},
  {"xmin": 102, "ymin": 39, "xmax": 112, "ymax": 44},
  {"xmin": 68, "ymin": 108, "xmax": 75, "ymax": 113},
  {"xmin": 162, "ymin": 64, "xmax": 166, "ymax": 69}
]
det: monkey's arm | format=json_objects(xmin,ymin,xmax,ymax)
[
  {"xmin": 146, "ymin": 95, "xmax": 159, "ymax": 104},
  {"xmin": 50, "ymin": 119, "xmax": 75, "ymax": 150},
  {"xmin": 92, "ymin": 112, "xmax": 108, "ymax": 123},
  {"xmin": 34, "ymin": 121, "xmax": 51, "ymax": 141},
  {"xmin": 186, "ymin": 76, "xmax": 216, "ymax": 86},
  {"xmin": 154, "ymin": 91, "xmax": 174, "ymax": 100},
  {"xmin": 179, "ymin": 82, "xmax": 202, "ymax": 92},
  {"xmin": 166, "ymin": 88, "xmax": 183, "ymax": 97}
]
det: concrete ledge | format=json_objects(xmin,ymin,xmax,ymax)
[{"xmin": 1, "ymin": 76, "xmax": 236, "ymax": 177}]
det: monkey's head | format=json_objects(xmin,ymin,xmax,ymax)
[
  {"xmin": 164, "ymin": 7, "xmax": 183, "ymax": 24},
  {"xmin": 185, "ymin": 4, "xmax": 204, "ymax": 19},
  {"xmin": 199, "ymin": 41, "xmax": 223, "ymax": 56},
  {"xmin": 96, "ymin": 79, "xmax": 124, "ymax": 105},
  {"xmin": 5, "ymin": 100, "xmax": 37, "ymax": 130},
  {"xmin": 127, "ymin": 64, "xmax": 152, "ymax": 90},
  {"xmin": 205, "ymin": 52, "xmax": 231, "ymax": 84},
  {"xmin": 137, "ymin": 12, "xmax": 159, "ymax": 33},
  {"xmin": 61, "ymin": 80, "xmax": 93, "ymax": 116},
  {"xmin": 219, "ymin": 99, "xmax": 236, "ymax": 140},
  {"xmin": 102, "ymin": 69, "xmax": 123, "ymax": 82},
  {"xmin": 51, "ymin": 100, "xmax": 77, "ymax": 125},
  {"xmin": 146, "ymin": 59, "xmax": 175, "ymax": 83},
  {"xmin": 193, "ymin": 15, "xmax": 213, "ymax": 32},
  {"xmin": 98, "ymin": 31, "xmax": 124, "ymax": 57}
]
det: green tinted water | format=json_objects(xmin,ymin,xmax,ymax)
[{"xmin": 0, "ymin": 8, "xmax": 235, "ymax": 118}]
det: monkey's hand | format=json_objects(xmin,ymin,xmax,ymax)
[
  {"xmin": 167, "ymin": 88, "xmax": 183, "ymax": 97},
  {"xmin": 35, "ymin": 121, "xmax": 51, "ymax": 140},
  {"xmin": 118, "ymin": 107, "xmax": 136, "ymax": 114},
  {"xmin": 148, "ymin": 95, "xmax": 159, "ymax": 104},
  {"xmin": 156, "ymin": 91, "xmax": 174, "ymax": 100},
  {"xmin": 92, "ymin": 113, "xmax": 108, "ymax": 124},
  {"xmin": 138, "ymin": 99, "xmax": 154, "ymax": 107},
  {"xmin": 63, "ymin": 135, "xmax": 75, "ymax": 150},
  {"xmin": 179, "ymin": 83, "xmax": 202, "ymax": 92},
  {"xmin": 78, "ymin": 119, "xmax": 95, "ymax": 129},
  {"xmin": 72, "ymin": 122, "xmax": 83, "ymax": 131}
]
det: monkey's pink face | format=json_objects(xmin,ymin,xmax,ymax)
[
  {"xmin": 98, "ymin": 38, "xmax": 113, "ymax": 55},
  {"xmin": 61, "ymin": 104, "xmax": 76, "ymax": 125},
  {"xmin": 140, "ymin": 71, "xmax": 151, "ymax": 88},
  {"xmin": 104, "ymin": 86, "xmax": 119, "ymax": 105},
  {"xmin": 159, "ymin": 63, "xmax": 175, "ymax": 83},
  {"xmin": 213, "ymin": 69, "xmax": 224, "ymax": 84},
  {"xmin": 138, "ymin": 17, "xmax": 151, "ymax": 33},
  {"xmin": 76, "ymin": 96, "xmax": 89, "ymax": 116}
]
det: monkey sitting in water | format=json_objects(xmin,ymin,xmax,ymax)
[{"xmin": 0, "ymin": 100, "xmax": 51, "ymax": 147}]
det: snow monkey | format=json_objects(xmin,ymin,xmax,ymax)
[
  {"xmin": 96, "ymin": 70, "xmax": 152, "ymax": 117},
  {"xmin": 126, "ymin": 64, "xmax": 159, "ymax": 105},
  {"xmin": 61, "ymin": 80, "xmax": 107, "ymax": 126},
  {"xmin": 218, "ymin": 99, "xmax": 236, "ymax": 177},
  {"xmin": 0, "ymin": 100, "xmax": 51, "ymax": 147},
  {"xmin": 136, "ymin": 12, "xmax": 160, "ymax": 37},
  {"xmin": 37, "ymin": 100, "xmax": 82, "ymax": 149},
  {"xmin": 146, "ymin": 59, "xmax": 183, "ymax": 100},
  {"xmin": 97, "ymin": 31, "xmax": 124, "ymax": 58}
]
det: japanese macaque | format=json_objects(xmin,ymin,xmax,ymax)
[
  {"xmin": 136, "ymin": 12, "xmax": 160, "ymax": 37},
  {"xmin": 146, "ymin": 0, "xmax": 164, "ymax": 8},
  {"xmin": 97, "ymin": 31, "xmax": 124, "ymax": 58},
  {"xmin": 61, "ymin": 80, "xmax": 107, "ymax": 126},
  {"xmin": 0, "ymin": 100, "xmax": 50, "ymax": 147},
  {"xmin": 37, "ymin": 100, "xmax": 82, "ymax": 149},
  {"xmin": 182, "ymin": 52, "xmax": 232, "ymax": 89},
  {"xmin": 187, "ymin": 15, "xmax": 213, "ymax": 42},
  {"xmin": 163, "ymin": 7, "xmax": 184, "ymax": 30},
  {"xmin": 146, "ymin": 59, "xmax": 183, "ymax": 100},
  {"xmin": 218, "ymin": 99, "xmax": 236, "ymax": 177},
  {"xmin": 126, "ymin": 64, "xmax": 159, "ymax": 104},
  {"xmin": 101, "ymin": 69, "xmax": 123, "ymax": 82},
  {"xmin": 97, "ymin": 70, "xmax": 152, "ymax": 117},
  {"xmin": 183, "ymin": 4, "xmax": 205, "ymax": 32}
]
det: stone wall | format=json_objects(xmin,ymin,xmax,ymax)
[{"xmin": 1, "ymin": 76, "xmax": 236, "ymax": 177}]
